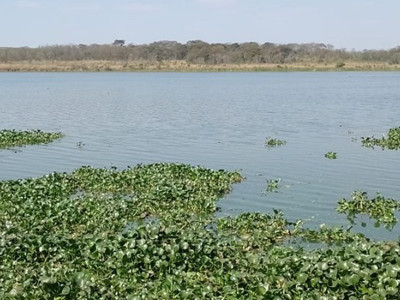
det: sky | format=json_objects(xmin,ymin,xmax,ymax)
[{"xmin": 1, "ymin": 0, "xmax": 399, "ymax": 50}]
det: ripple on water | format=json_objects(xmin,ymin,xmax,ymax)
[{"xmin": 1, "ymin": 72, "xmax": 400, "ymax": 241}]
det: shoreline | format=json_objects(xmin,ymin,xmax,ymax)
[{"xmin": 1, "ymin": 60, "xmax": 400, "ymax": 72}]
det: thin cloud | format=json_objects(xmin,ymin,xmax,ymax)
[
  {"xmin": 64, "ymin": 2, "xmax": 102, "ymax": 12},
  {"xmin": 195, "ymin": 0, "xmax": 237, "ymax": 8},
  {"xmin": 15, "ymin": 0, "xmax": 40, "ymax": 8},
  {"xmin": 120, "ymin": 3, "xmax": 159, "ymax": 13},
  {"xmin": 14, "ymin": 1, "xmax": 101, "ymax": 11}
]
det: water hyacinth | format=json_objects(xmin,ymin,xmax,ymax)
[
  {"xmin": 338, "ymin": 191, "xmax": 400, "ymax": 226},
  {"xmin": 324, "ymin": 151, "xmax": 337, "ymax": 159},
  {"xmin": 0, "ymin": 129, "xmax": 63, "ymax": 149},
  {"xmin": 265, "ymin": 138, "xmax": 287, "ymax": 148},
  {"xmin": 2, "ymin": 163, "xmax": 400, "ymax": 298},
  {"xmin": 265, "ymin": 178, "xmax": 281, "ymax": 192},
  {"xmin": 361, "ymin": 127, "xmax": 400, "ymax": 150}
]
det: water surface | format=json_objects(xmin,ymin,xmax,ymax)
[{"xmin": 1, "ymin": 72, "xmax": 400, "ymax": 240}]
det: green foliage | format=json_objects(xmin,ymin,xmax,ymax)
[
  {"xmin": 298, "ymin": 223, "xmax": 368, "ymax": 245},
  {"xmin": 265, "ymin": 138, "xmax": 286, "ymax": 148},
  {"xmin": 2, "ymin": 163, "xmax": 400, "ymax": 298},
  {"xmin": 218, "ymin": 211, "xmax": 293, "ymax": 245},
  {"xmin": 361, "ymin": 127, "xmax": 400, "ymax": 150},
  {"xmin": 265, "ymin": 178, "xmax": 281, "ymax": 192},
  {"xmin": 0, "ymin": 129, "xmax": 63, "ymax": 149},
  {"xmin": 2, "ymin": 42, "xmax": 400, "ymax": 67},
  {"xmin": 338, "ymin": 191, "xmax": 400, "ymax": 226},
  {"xmin": 325, "ymin": 151, "xmax": 337, "ymax": 159}
]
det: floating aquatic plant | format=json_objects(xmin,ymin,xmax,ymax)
[
  {"xmin": 361, "ymin": 127, "xmax": 400, "ymax": 150},
  {"xmin": 298, "ymin": 224, "xmax": 368, "ymax": 245},
  {"xmin": 324, "ymin": 151, "xmax": 337, "ymax": 159},
  {"xmin": 218, "ymin": 211, "xmax": 293, "ymax": 245},
  {"xmin": 265, "ymin": 178, "xmax": 281, "ymax": 192},
  {"xmin": 337, "ymin": 191, "xmax": 400, "ymax": 226},
  {"xmin": 265, "ymin": 137, "xmax": 286, "ymax": 148},
  {"xmin": 0, "ymin": 129, "xmax": 63, "ymax": 149},
  {"xmin": 2, "ymin": 163, "xmax": 400, "ymax": 298}
]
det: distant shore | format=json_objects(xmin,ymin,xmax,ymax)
[{"xmin": 1, "ymin": 60, "xmax": 400, "ymax": 72}]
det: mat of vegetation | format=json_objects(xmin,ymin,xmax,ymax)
[
  {"xmin": 0, "ymin": 129, "xmax": 63, "ymax": 149},
  {"xmin": 265, "ymin": 138, "xmax": 286, "ymax": 148},
  {"xmin": 1, "ymin": 163, "xmax": 400, "ymax": 299},
  {"xmin": 338, "ymin": 191, "xmax": 400, "ymax": 227},
  {"xmin": 361, "ymin": 127, "xmax": 400, "ymax": 150},
  {"xmin": 325, "ymin": 151, "xmax": 337, "ymax": 159}
]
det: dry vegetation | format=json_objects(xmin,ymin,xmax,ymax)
[
  {"xmin": 1, "ymin": 60, "xmax": 400, "ymax": 72},
  {"xmin": 1, "ymin": 41, "xmax": 400, "ymax": 72}
]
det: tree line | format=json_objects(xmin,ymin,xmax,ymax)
[{"xmin": 1, "ymin": 40, "xmax": 400, "ymax": 65}]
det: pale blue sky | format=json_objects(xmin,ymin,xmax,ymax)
[{"xmin": 1, "ymin": 0, "xmax": 399, "ymax": 50}]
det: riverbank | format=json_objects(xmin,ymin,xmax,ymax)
[{"xmin": 1, "ymin": 60, "xmax": 400, "ymax": 72}]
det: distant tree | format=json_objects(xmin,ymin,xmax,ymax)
[
  {"xmin": 112, "ymin": 40, "xmax": 125, "ymax": 47},
  {"xmin": 186, "ymin": 40, "xmax": 210, "ymax": 63},
  {"xmin": 1, "ymin": 40, "xmax": 400, "ymax": 66},
  {"xmin": 239, "ymin": 42, "xmax": 262, "ymax": 63}
]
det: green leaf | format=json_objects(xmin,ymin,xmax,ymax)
[{"xmin": 61, "ymin": 286, "xmax": 71, "ymax": 295}]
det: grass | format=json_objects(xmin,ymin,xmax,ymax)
[{"xmin": 1, "ymin": 60, "xmax": 400, "ymax": 72}]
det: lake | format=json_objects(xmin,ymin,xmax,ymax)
[{"xmin": 1, "ymin": 72, "xmax": 400, "ymax": 240}]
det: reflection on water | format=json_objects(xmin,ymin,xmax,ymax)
[{"xmin": 1, "ymin": 72, "xmax": 400, "ymax": 240}]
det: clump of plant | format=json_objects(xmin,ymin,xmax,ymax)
[
  {"xmin": 218, "ymin": 211, "xmax": 294, "ymax": 245},
  {"xmin": 298, "ymin": 223, "xmax": 368, "ymax": 245},
  {"xmin": 361, "ymin": 127, "xmax": 400, "ymax": 150},
  {"xmin": 265, "ymin": 178, "xmax": 281, "ymax": 192},
  {"xmin": 0, "ymin": 129, "xmax": 63, "ymax": 149},
  {"xmin": 218, "ymin": 212, "xmax": 368, "ymax": 246},
  {"xmin": 265, "ymin": 137, "xmax": 286, "ymax": 148},
  {"xmin": 324, "ymin": 151, "xmax": 337, "ymax": 159},
  {"xmin": 337, "ymin": 191, "xmax": 400, "ymax": 225}
]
